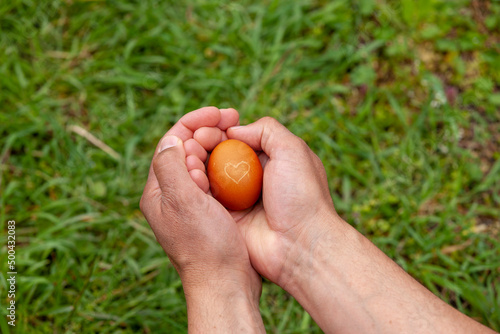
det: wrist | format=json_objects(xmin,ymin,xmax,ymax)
[
  {"xmin": 276, "ymin": 208, "xmax": 349, "ymax": 292},
  {"xmin": 179, "ymin": 264, "xmax": 262, "ymax": 303},
  {"xmin": 182, "ymin": 267, "xmax": 261, "ymax": 303},
  {"xmin": 182, "ymin": 267, "xmax": 265, "ymax": 333},
  {"xmin": 278, "ymin": 213, "xmax": 379, "ymax": 332}
]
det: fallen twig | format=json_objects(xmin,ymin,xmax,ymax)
[{"xmin": 68, "ymin": 125, "xmax": 121, "ymax": 161}]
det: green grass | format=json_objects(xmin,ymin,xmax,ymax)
[{"xmin": 1, "ymin": 0, "xmax": 499, "ymax": 332}]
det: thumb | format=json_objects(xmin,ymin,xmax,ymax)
[
  {"xmin": 152, "ymin": 135, "xmax": 197, "ymax": 198},
  {"xmin": 226, "ymin": 117, "xmax": 305, "ymax": 159}
]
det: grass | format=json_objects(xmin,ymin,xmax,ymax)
[{"xmin": 1, "ymin": 0, "xmax": 499, "ymax": 332}]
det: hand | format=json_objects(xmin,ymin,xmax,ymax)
[
  {"xmin": 224, "ymin": 117, "xmax": 340, "ymax": 289},
  {"xmin": 227, "ymin": 116, "xmax": 496, "ymax": 334},
  {"xmin": 140, "ymin": 107, "xmax": 264, "ymax": 333}
]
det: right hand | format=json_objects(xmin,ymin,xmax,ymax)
[
  {"xmin": 222, "ymin": 117, "xmax": 342, "ymax": 288},
  {"xmin": 194, "ymin": 114, "xmax": 498, "ymax": 334}
]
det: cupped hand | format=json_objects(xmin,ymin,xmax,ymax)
[
  {"xmin": 140, "ymin": 107, "xmax": 261, "ymax": 296},
  {"xmin": 188, "ymin": 112, "xmax": 339, "ymax": 289},
  {"xmin": 183, "ymin": 111, "xmax": 499, "ymax": 334},
  {"xmin": 224, "ymin": 117, "xmax": 340, "ymax": 289}
]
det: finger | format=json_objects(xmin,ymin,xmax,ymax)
[
  {"xmin": 217, "ymin": 108, "xmax": 240, "ymax": 130},
  {"xmin": 189, "ymin": 169, "xmax": 210, "ymax": 193},
  {"xmin": 141, "ymin": 136, "xmax": 187, "ymax": 218},
  {"xmin": 144, "ymin": 107, "xmax": 219, "ymax": 189},
  {"xmin": 186, "ymin": 155, "xmax": 206, "ymax": 173},
  {"xmin": 152, "ymin": 136, "xmax": 202, "ymax": 200},
  {"xmin": 227, "ymin": 117, "xmax": 304, "ymax": 159},
  {"xmin": 186, "ymin": 154, "xmax": 208, "ymax": 192},
  {"xmin": 142, "ymin": 107, "xmax": 220, "ymax": 214},
  {"xmin": 193, "ymin": 127, "xmax": 224, "ymax": 151},
  {"xmin": 166, "ymin": 106, "xmax": 221, "ymax": 142},
  {"xmin": 184, "ymin": 138, "xmax": 208, "ymax": 162}
]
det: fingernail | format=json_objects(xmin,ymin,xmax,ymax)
[
  {"xmin": 159, "ymin": 136, "xmax": 179, "ymax": 152},
  {"xmin": 229, "ymin": 126, "xmax": 244, "ymax": 130}
]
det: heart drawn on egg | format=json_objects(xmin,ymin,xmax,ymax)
[{"xmin": 224, "ymin": 161, "xmax": 250, "ymax": 184}]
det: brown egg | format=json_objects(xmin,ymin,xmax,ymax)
[{"xmin": 207, "ymin": 139, "xmax": 263, "ymax": 211}]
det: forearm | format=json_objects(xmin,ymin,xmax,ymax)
[
  {"xmin": 183, "ymin": 275, "xmax": 265, "ymax": 333},
  {"xmin": 282, "ymin": 215, "xmax": 495, "ymax": 333}
]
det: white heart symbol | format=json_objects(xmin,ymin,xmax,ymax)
[{"xmin": 224, "ymin": 161, "xmax": 250, "ymax": 184}]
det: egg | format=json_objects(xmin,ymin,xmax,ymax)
[{"xmin": 207, "ymin": 139, "xmax": 263, "ymax": 211}]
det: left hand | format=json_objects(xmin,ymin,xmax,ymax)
[{"xmin": 140, "ymin": 106, "xmax": 261, "ymax": 300}]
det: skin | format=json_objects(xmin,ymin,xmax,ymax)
[
  {"xmin": 140, "ymin": 107, "xmax": 264, "ymax": 333},
  {"xmin": 140, "ymin": 107, "xmax": 497, "ymax": 334}
]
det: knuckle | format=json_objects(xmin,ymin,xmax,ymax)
[
  {"xmin": 261, "ymin": 116, "xmax": 279, "ymax": 127},
  {"xmin": 295, "ymin": 136, "xmax": 308, "ymax": 149},
  {"xmin": 199, "ymin": 106, "xmax": 220, "ymax": 115}
]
